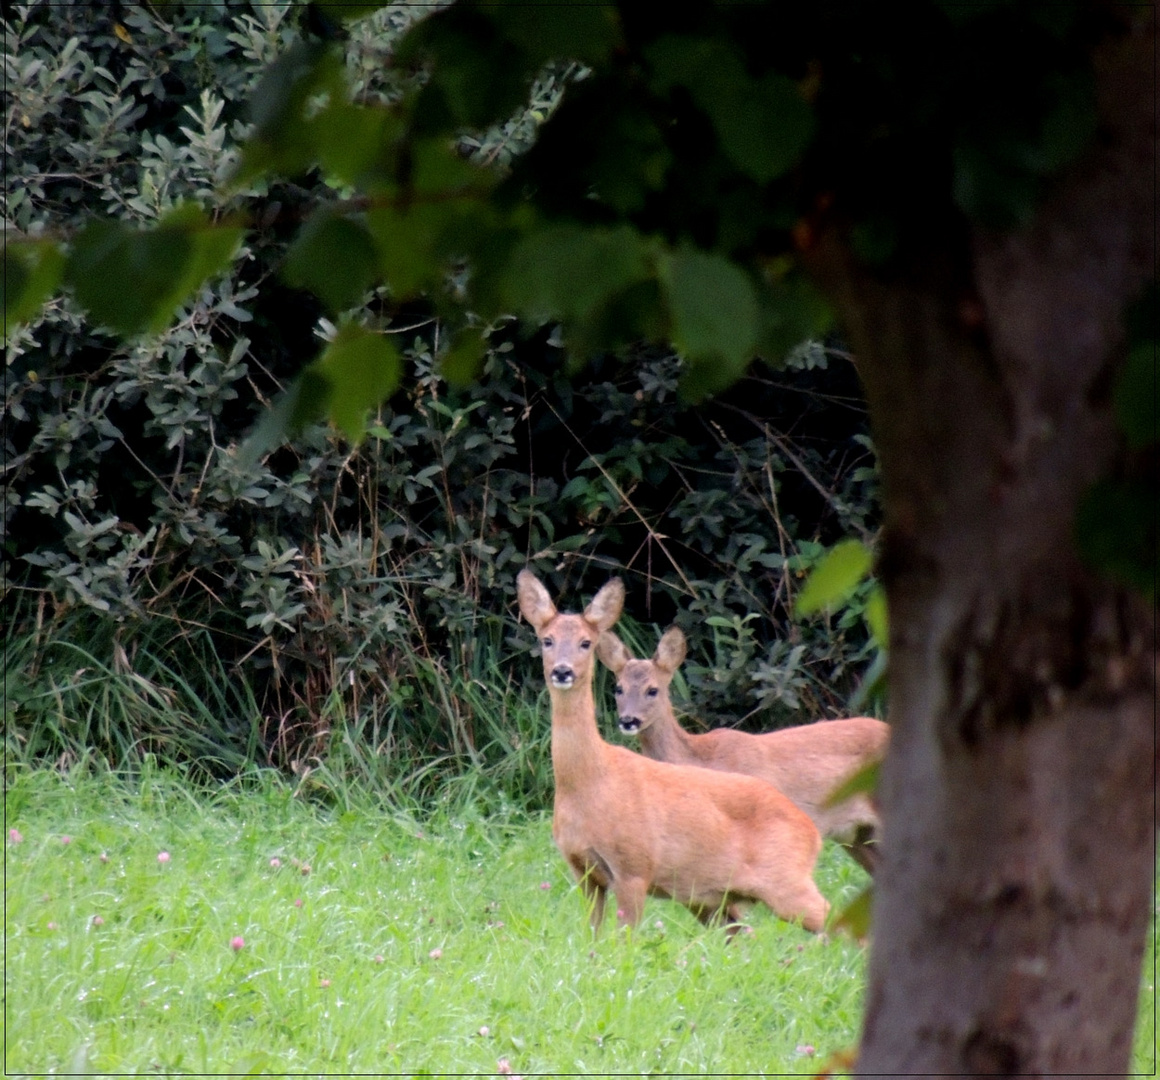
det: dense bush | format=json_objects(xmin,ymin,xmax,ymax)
[{"xmin": 3, "ymin": 1, "xmax": 879, "ymax": 804}]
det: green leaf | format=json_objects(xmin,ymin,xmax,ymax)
[
  {"xmin": 863, "ymin": 584, "xmax": 888, "ymax": 647},
  {"xmin": 503, "ymin": 224, "xmax": 650, "ymax": 328},
  {"xmin": 952, "ymin": 141, "xmax": 1043, "ymax": 228},
  {"xmin": 1114, "ymin": 342, "xmax": 1155, "ymax": 450},
  {"xmin": 795, "ymin": 538, "xmax": 873, "ymax": 617},
  {"xmin": 239, "ymin": 327, "xmax": 402, "ymax": 462},
  {"xmin": 237, "ymin": 370, "xmax": 330, "ymax": 468},
  {"xmin": 309, "ymin": 0, "xmax": 391, "ymax": 21},
  {"xmin": 489, "ymin": 1, "xmax": 621, "ymax": 66},
  {"xmin": 366, "ymin": 204, "xmax": 452, "ymax": 298},
  {"xmin": 712, "ymin": 71, "xmax": 814, "ymax": 183},
  {"xmin": 1018, "ymin": 71, "xmax": 1096, "ymax": 176},
  {"xmin": 399, "ymin": 9, "xmax": 533, "ymax": 134},
  {"xmin": 232, "ymin": 41, "xmax": 345, "ymax": 185},
  {"xmin": 3, "ymin": 239, "xmax": 65, "ymax": 333},
  {"xmin": 823, "ymin": 758, "xmax": 881, "ymax": 810},
  {"xmin": 64, "ymin": 205, "xmax": 240, "ymax": 336},
  {"xmin": 283, "ymin": 209, "xmax": 379, "ymax": 313},
  {"xmin": 313, "ymin": 102, "xmax": 403, "ymax": 192},
  {"xmin": 1075, "ymin": 478, "xmax": 1156, "ymax": 597},
  {"xmin": 657, "ymin": 247, "xmax": 758, "ymax": 396},
  {"xmin": 850, "ymin": 216, "xmax": 899, "ymax": 266},
  {"xmin": 1115, "ymin": 284, "xmax": 1157, "ymax": 450},
  {"xmin": 646, "ymin": 36, "xmax": 814, "ymax": 183},
  {"xmin": 755, "ymin": 273, "xmax": 833, "ymax": 363},
  {"xmin": 409, "ymin": 138, "xmax": 493, "ymax": 197},
  {"xmin": 830, "ymin": 883, "xmax": 873, "ymax": 940},
  {"xmin": 314, "ymin": 325, "xmax": 402, "ymax": 442},
  {"xmin": 441, "ymin": 326, "xmax": 488, "ymax": 386},
  {"xmin": 849, "ymin": 649, "xmax": 889, "ymax": 713}
]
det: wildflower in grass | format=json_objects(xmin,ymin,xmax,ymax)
[
  {"xmin": 319, "ymin": 978, "xmax": 331, "ymax": 988},
  {"xmin": 294, "ymin": 898, "xmax": 303, "ymax": 908},
  {"xmin": 8, "ymin": 828, "xmax": 22, "ymax": 844},
  {"xmin": 796, "ymin": 1043, "xmax": 816, "ymax": 1057},
  {"xmin": 99, "ymin": 852, "xmax": 109, "ymax": 863},
  {"xmin": 269, "ymin": 857, "xmax": 281, "ymax": 869},
  {"xmin": 428, "ymin": 947, "xmax": 442, "ymax": 960},
  {"xmin": 91, "ymin": 915, "xmax": 104, "ymax": 927},
  {"xmin": 157, "ymin": 851, "xmax": 170, "ymax": 864},
  {"xmin": 230, "ymin": 936, "xmax": 245, "ymax": 952},
  {"xmin": 478, "ymin": 1026, "xmax": 490, "ymax": 1037},
  {"xmin": 300, "ymin": 863, "xmax": 311, "ymax": 876},
  {"xmin": 61, "ymin": 835, "xmax": 72, "ymax": 845},
  {"xmin": 539, "ymin": 881, "xmax": 550, "ymax": 890},
  {"xmin": 47, "ymin": 921, "xmax": 58, "ymax": 931}
]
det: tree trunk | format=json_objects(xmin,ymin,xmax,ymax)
[{"xmin": 809, "ymin": 17, "xmax": 1156, "ymax": 1076}]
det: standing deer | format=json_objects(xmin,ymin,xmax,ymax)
[
  {"xmin": 516, "ymin": 569, "xmax": 829, "ymax": 935},
  {"xmin": 597, "ymin": 627, "xmax": 887, "ymax": 874}
]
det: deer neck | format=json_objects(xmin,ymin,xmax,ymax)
[
  {"xmin": 638, "ymin": 701, "xmax": 700, "ymax": 765},
  {"xmin": 548, "ymin": 682, "xmax": 607, "ymax": 794}
]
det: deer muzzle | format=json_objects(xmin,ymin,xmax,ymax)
[{"xmin": 550, "ymin": 665, "xmax": 576, "ymax": 689}]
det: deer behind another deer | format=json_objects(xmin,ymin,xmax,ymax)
[
  {"xmin": 516, "ymin": 570, "xmax": 829, "ymax": 936},
  {"xmin": 597, "ymin": 627, "xmax": 887, "ymax": 874}
]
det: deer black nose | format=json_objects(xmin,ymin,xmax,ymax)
[
  {"xmin": 619, "ymin": 716, "xmax": 642, "ymax": 733},
  {"xmin": 550, "ymin": 665, "xmax": 575, "ymax": 689}
]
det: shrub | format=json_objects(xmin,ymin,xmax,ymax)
[{"xmin": 4, "ymin": 1, "xmax": 880, "ymax": 805}]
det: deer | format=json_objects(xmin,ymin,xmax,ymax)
[
  {"xmin": 597, "ymin": 626, "xmax": 888, "ymax": 874},
  {"xmin": 516, "ymin": 569, "xmax": 829, "ymax": 936}
]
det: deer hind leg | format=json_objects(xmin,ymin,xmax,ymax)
[
  {"xmin": 571, "ymin": 859, "xmax": 609, "ymax": 932},
  {"xmin": 836, "ymin": 801, "xmax": 880, "ymax": 875},
  {"xmin": 690, "ymin": 899, "xmax": 748, "ymax": 938},
  {"xmin": 841, "ymin": 827, "xmax": 879, "ymax": 875},
  {"xmin": 580, "ymin": 875, "xmax": 607, "ymax": 931}
]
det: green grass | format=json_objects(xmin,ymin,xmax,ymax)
[
  {"xmin": 5, "ymin": 766, "xmax": 1156, "ymax": 1076},
  {"xmin": 5, "ymin": 766, "xmax": 868, "ymax": 1075}
]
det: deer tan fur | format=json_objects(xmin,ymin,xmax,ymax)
[
  {"xmin": 597, "ymin": 627, "xmax": 888, "ymax": 874},
  {"xmin": 516, "ymin": 570, "xmax": 828, "ymax": 935}
]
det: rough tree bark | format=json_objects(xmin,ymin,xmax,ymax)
[{"xmin": 809, "ymin": 15, "xmax": 1155, "ymax": 1077}]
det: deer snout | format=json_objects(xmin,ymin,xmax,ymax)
[
  {"xmin": 618, "ymin": 716, "xmax": 642, "ymax": 733},
  {"xmin": 550, "ymin": 665, "xmax": 576, "ymax": 689}
]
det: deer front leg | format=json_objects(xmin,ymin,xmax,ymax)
[{"xmin": 612, "ymin": 877, "xmax": 648, "ymax": 929}]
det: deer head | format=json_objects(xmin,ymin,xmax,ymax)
[
  {"xmin": 597, "ymin": 626, "xmax": 687, "ymax": 734},
  {"xmin": 517, "ymin": 570, "xmax": 624, "ymax": 692}
]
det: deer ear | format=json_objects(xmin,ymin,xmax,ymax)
[
  {"xmin": 596, "ymin": 630, "xmax": 630, "ymax": 674},
  {"xmin": 584, "ymin": 577, "xmax": 625, "ymax": 633},
  {"xmin": 655, "ymin": 626, "xmax": 687, "ymax": 674},
  {"xmin": 516, "ymin": 570, "xmax": 556, "ymax": 631}
]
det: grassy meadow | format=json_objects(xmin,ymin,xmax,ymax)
[
  {"xmin": 4, "ymin": 766, "xmax": 872, "ymax": 1076},
  {"xmin": 5, "ymin": 765, "xmax": 1155, "ymax": 1076}
]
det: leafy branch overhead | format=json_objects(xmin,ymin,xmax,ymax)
[{"xmin": 4, "ymin": 0, "xmax": 1110, "ymax": 445}]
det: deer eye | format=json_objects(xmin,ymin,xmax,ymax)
[
  {"xmin": 646, "ymin": 687, "xmax": 659, "ymax": 698},
  {"xmin": 542, "ymin": 636, "xmax": 554, "ymax": 648},
  {"xmin": 580, "ymin": 639, "xmax": 592, "ymax": 650}
]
